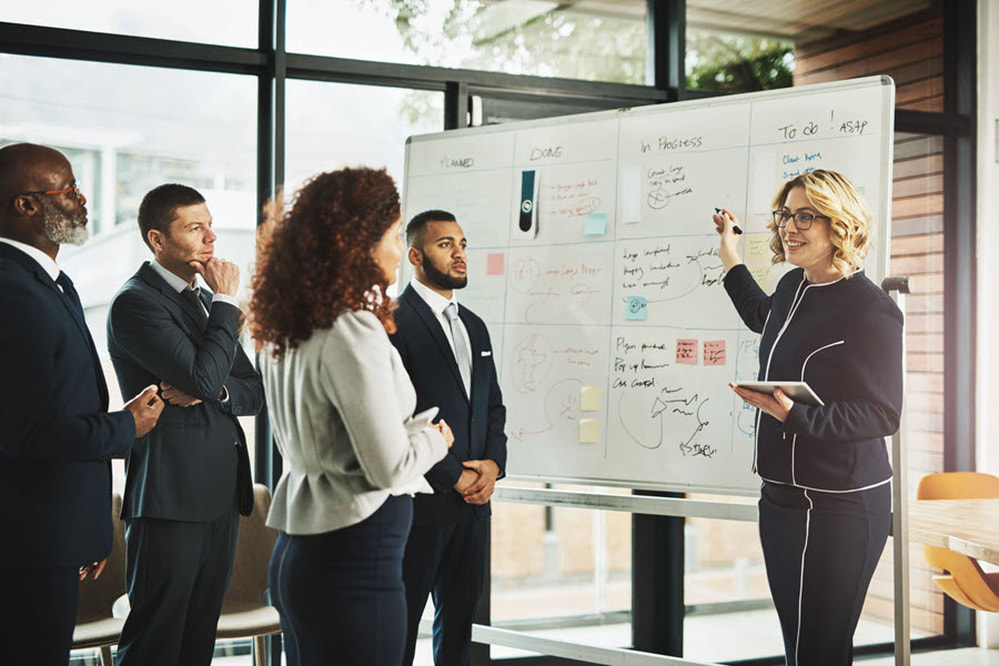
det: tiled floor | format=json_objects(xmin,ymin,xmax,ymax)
[
  {"xmin": 197, "ymin": 620, "xmax": 998, "ymax": 666},
  {"xmin": 76, "ymin": 606, "xmax": 997, "ymax": 665}
]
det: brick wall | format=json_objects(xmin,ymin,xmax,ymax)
[{"xmin": 794, "ymin": 9, "xmax": 947, "ymax": 636}]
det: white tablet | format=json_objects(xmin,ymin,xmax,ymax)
[
  {"xmin": 732, "ymin": 381, "xmax": 824, "ymax": 407},
  {"xmin": 411, "ymin": 407, "xmax": 439, "ymax": 425}
]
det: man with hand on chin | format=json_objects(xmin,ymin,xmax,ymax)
[
  {"xmin": 107, "ymin": 184, "xmax": 263, "ymax": 666},
  {"xmin": 390, "ymin": 209, "xmax": 507, "ymax": 666}
]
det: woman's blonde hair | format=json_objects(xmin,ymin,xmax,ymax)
[{"xmin": 767, "ymin": 169, "xmax": 872, "ymax": 276}]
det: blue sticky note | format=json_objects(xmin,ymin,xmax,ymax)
[
  {"xmin": 584, "ymin": 212, "xmax": 608, "ymax": 236},
  {"xmin": 625, "ymin": 295, "xmax": 647, "ymax": 320}
]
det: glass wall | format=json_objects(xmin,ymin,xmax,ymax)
[
  {"xmin": 489, "ymin": 486, "xmax": 632, "ymax": 659},
  {"xmin": 0, "ymin": 53, "xmax": 258, "ymax": 488},
  {"xmin": 2, "ymin": 0, "xmax": 258, "ymax": 47},
  {"xmin": 284, "ymin": 80, "xmax": 444, "ymax": 195},
  {"xmin": 287, "ymin": 0, "xmax": 648, "ymax": 84}
]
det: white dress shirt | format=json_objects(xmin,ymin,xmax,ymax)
[
  {"xmin": 409, "ymin": 278, "xmax": 473, "ymax": 379},
  {"xmin": 0, "ymin": 237, "xmax": 61, "ymax": 282},
  {"xmin": 148, "ymin": 259, "xmax": 241, "ymax": 312}
]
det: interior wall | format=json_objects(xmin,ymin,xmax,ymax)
[{"xmin": 975, "ymin": 0, "xmax": 998, "ymax": 646}]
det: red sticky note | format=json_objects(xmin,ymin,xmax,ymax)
[
  {"xmin": 703, "ymin": 340, "xmax": 726, "ymax": 366},
  {"xmin": 676, "ymin": 339, "xmax": 697, "ymax": 365},
  {"xmin": 486, "ymin": 253, "xmax": 505, "ymax": 276}
]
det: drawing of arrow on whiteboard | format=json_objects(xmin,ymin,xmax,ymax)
[{"xmin": 618, "ymin": 388, "xmax": 717, "ymax": 458}]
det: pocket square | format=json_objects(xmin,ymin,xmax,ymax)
[{"xmin": 481, "ymin": 350, "xmax": 492, "ymax": 357}]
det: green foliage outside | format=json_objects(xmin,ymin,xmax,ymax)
[{"xmin": 686, "ymin": 32, "xmax": 795, "ymax": 92}]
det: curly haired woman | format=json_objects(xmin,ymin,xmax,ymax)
[{"xmin": 249, "ymin": 167, "xmax": 451, "ymax": 666}]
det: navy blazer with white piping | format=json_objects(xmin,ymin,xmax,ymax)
[
  {"xmin": 389, "ymin": 284, "xmax": 507, "ymax": 526},
  {"xmin": 724, "ymin": 264, "xmax": 903, "ymax": 491}
]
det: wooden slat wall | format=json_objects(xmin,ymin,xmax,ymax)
[{"xmin": 794, "ymin": 12, "xmax": 946, "ymax": 636}]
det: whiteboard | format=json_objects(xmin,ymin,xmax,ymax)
[{"xmin": 402, "ymin": 76, "xmax": 895, "ymax": 495}]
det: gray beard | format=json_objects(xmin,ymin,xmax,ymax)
[{"xmin": 42, "ymin": 204, "xmax": 89, "ymax": 246}]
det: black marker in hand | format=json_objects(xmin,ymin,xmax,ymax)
[{"xmin": 715, "ymin": 208, "xmax": 743, "ymax": 234}]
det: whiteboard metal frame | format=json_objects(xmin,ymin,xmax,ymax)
[
  {"xmin": 493, "ymin": 485, "xmax": 757, "ymax": 521},
  {"xmin": 403, "ymin": 75, "xmax": 898, "ymax": 496},
  {"xmin": 404, "ymin": 75, "xmax": 907, "ymax": 665}
]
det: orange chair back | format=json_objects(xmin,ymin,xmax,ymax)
[
  {"xmin": 916, "ymin": 472, "xmax": 999, "ymax": 612},
  {"xmin": 916, "ymin": 472, "xmax": 999, "ymax": 501}
]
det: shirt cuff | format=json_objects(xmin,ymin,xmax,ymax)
[{"xmin": 211, "ymin": 293, "xmax": 242, "ymax": 311}]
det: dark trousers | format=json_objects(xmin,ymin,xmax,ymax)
[
  {"xmin": 116, "ymin": 504, "xmax": 239, "ymax": 666},
  {"xmin": 0, "ymin": 565, "xmax": 79, "ymax": 665},
  {"xmin": 759, "ymin": 481, "xmax": 891, "ymax": 666},
  {"xmin": 269, "ymin": 494, "xmax": 413, "ymax": 666},
  {"xmin": 402, "ymin": 510, "xmax": 489, "ymax": 666}
]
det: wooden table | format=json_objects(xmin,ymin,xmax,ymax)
[{"xmin": 907, "ymin": 498, "xmax": 999, "ymax": 566}]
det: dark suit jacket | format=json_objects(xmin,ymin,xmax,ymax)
[
  {"xmin": 107, "ymin": 261, "xmax": 263, "ymax": 521},
  {"xmin": 0, "ymin": 243, "xmax": 135, "ymax": 567},
  {"xmin": 389, "ymin": 284, "xmax": 507, "ymax": 526}
]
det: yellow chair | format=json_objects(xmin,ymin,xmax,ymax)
[
  {"xmin": 216, "ymin": 483, "xmax": 283, "ymax": 666},
  {"xmin": 72, "ymin": 493, "xmax": 127, "ymax": 666},
  {"xmin": 916, "ymin": 472, "xmax": 999, "ymax": 612}
]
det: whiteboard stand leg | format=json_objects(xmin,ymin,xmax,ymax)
[{"xmin": 884, "ymin": 277, "xmax": 911, "ymax": 666}]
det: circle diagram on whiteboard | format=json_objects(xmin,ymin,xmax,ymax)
[{"xmin": 515, "ymin": 169, "xmax": 539, "ymax": 239}]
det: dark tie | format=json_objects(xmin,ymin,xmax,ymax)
[
  {"xmin": 182, "ymin": 287, "xmax": 209, "ymax": 328},
  {"xmin": 56, "ymin": 271, "xmax": 85, "ymax": 322}
]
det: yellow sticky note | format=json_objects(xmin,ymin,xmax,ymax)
[
  {"xmin": 579, "ymin": 418, "xmax": 601, "ymax": 444},
  {"xmin": 580, "ymin": 386, "xmax": 602, "ymax": 412}
]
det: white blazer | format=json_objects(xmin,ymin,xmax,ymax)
[{"xmin": 260, "ymin": 309, "xmax": 447, "ymax": 535}]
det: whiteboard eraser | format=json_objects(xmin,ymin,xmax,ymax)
[{"xmin": 514, "ymin": 169, "xmax": 539, "ymax": 239}]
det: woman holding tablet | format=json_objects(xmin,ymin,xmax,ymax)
[
  {"xmin": 713, "ymin": 169, "xmax": 903, "ymax": 666},
  {"xmin": 249, "ymin": 168, "xmax": 451, "ymax": 665}
]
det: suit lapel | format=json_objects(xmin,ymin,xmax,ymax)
[
  {"xmin": 459, "ymin": 308, "xmax": 488, "ymax": 404},
  {"xmin": 0, "ymin": 244, "xmax": 110, "ymax": 408},
  {"xmin": 402, "ymin": 285, "xmax": 469, "ymax": 403},
  {"xmin": 137, "ymin": 262, "xmax": 207, "ymax": 332}
]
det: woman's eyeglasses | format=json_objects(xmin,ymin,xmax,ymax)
[{"xmin": 771, "ymin": 209, "xmax": 829, "ymax": 230}]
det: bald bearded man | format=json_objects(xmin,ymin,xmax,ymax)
[{"xmin": 0, "ymin": 143, "xmax": 163, "ymax": 665}]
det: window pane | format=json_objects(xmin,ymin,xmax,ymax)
[
  {"xmin": 0, "ymin": 54, "xmax": 258, "ymax": 492},
  {"xmin": 685, "ymin": 29, "xmax": 794, "ymax": 94},
  {"xmin": 686, "ymin": 0, "xmax": 943, "ymax": 111},
  {"xmin": 287, "ymin": 0, "xmax": 647, "ymax": 85},
  {"xmin": 489, "ymin": 484, "xmax": 632, "ymax": 660},
  {"xmin": 0, "ymin": 0, "xmax": 257, "ymax": 47},
  {"xmin": 284, "ymin": 80, "xmax": 444, "ymax": 194}
]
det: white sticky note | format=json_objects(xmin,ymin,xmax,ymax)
[
  {"xmin": 580, "ymin": 386, "xmax": 602, "ymax": 412},
  {"xmin": 621, "ymin": 165, "xmax": 641, "ymax": 223},
  {"xmin": 751, "ymin": 152, "xmax": 777, "ymax": 214},
  {"xmin": 579, "ymin": 418, "xmax": 602, "ymax": 443}
]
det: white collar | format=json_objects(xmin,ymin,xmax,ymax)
[
  {"xmin": 149, "ymin": 258, "xmax": 197, "ymax": 294},
  {"xmin": 410, "ymin": 277, "xmax": 458, "ymax": 316},
  {"xmin": 0, "ymin": 237, "xmax": 60, "ymax": 282}
]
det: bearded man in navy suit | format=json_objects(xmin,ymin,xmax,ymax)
[
  {"xmin": 390, "ymin": 210, "xmax": 507, "ymax": 666},
  {"xmin": 0, "ymin": 143, "xmax": 163, "ymax": 665}
]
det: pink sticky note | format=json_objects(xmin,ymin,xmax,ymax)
[
  {"xmin": 486, "ymin": 253, "xmax": 505, "ymax": 276},
  {"xmin": 703, "ymin": 340, "xmax": 726, "ymax": 366},
  {"xmin": 676, "ymin": 339, "xmax": 698, "ymax": 365}
]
